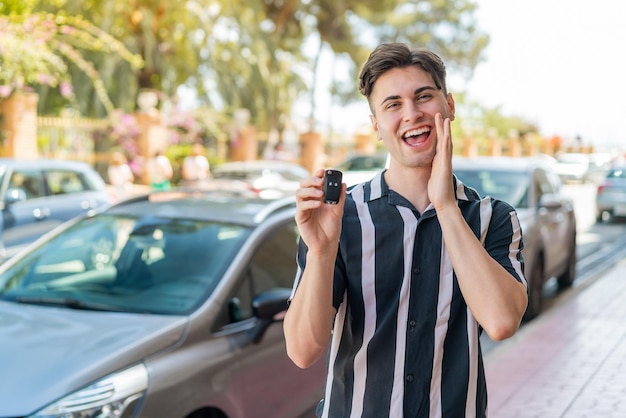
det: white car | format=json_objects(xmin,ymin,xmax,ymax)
[
  {"xmin": 554, "ymin": 153, "xmax": 590, "ymax": 183},
  {"xmin": 335, "ymin": 153, "xmax": 389, "ymax": 186},
  {"xmin": 453, "ymin": 156, "xmax": 577, "ymax": 320},
  {"xmin": 211, "ymin": 160, "xmax": 310, "ymax": 199}
]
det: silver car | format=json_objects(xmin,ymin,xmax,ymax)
[
  {"xmin": 334, "ymin": 153, "xmax": 389, "ymax": 186},
  {"xmin": 0, "ymin": 191, "xmax": 324, "ymax": 417},
  {"xmin": 596, "ymin": 165, "xmax": 626, "ymax": 222},
  {"xmin": 453, "ymin": 156, "xmax": 577, "ymax": 320},
  {"xmin": 0, "ymin": 158, "xmax": 111, "ymax": 262},
  {"xmin": 211, "ymin": 160, "xmax": 310, "ymax": 199}
]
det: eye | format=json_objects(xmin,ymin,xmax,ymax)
[
  {"xmin": 384, "ymin": 101, "xmax": 400, "ymax": 110},
  {"xmin": 416, "ymin": 93, "xmax": 433, "ymax": 103}
]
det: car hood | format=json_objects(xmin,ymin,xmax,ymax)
[{"xmin": 0, "ymin": 300, "xmax": 188, "ymax": 416}]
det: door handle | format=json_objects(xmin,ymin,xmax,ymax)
[{"xmin": 33, "ymin": 207, "xmax": 51, "ymax": 220}]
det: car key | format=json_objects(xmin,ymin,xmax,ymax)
[{"xmin": 323, "ymin": 169, "xmax": 342, "ymax": 204}]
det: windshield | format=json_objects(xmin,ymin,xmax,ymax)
[
  {"xmin": 0, "ymin": 214, "xmax": 248, "ymax": 315},
  {"xmin": 454, "ymin": 169, "xmax": 529, "ymax": 208}
]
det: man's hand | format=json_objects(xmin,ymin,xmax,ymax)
[
  {"xmin": 428, "ymin": 113, "xmax": 456, "ymax": 213},
  {"xmin": 295, "ymin": 169, "xmax": 346, "ymax": 252}
]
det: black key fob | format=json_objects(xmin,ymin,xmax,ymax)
[{"xmin": 323, "ymin": 169, "xmax": 342, "ymax": 204}]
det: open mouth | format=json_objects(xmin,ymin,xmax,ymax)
[{"xmin": 403, "ymin": 126, "xmax": 431, "ymax": 147}]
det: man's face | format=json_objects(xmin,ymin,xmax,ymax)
[{"xmin": 369, "ymin": 66, "xmax": 455, "ymax": 169}]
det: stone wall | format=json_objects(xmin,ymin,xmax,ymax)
[{"xmin": 0, "ymin": 91, "xmax": 39, "ymax": 159}]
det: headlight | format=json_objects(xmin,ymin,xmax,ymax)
[{"xmin": 30, "ymin": 363, "xmax": 148, "ymax": 418}]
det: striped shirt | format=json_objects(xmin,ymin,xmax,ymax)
[{"xmin": 291, "ymin": 170, "xmax": 526, "ymax": 418}]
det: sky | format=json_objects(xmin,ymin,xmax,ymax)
[
  {"xmin": 461, "ymin": 0, "xmax": 626, "ymax": 150},
  {"xmin": 307, "ymin": 0, "xmax": 626, "ymax": 151}
]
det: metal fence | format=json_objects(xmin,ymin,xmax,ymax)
[{"xmin": 37, "ymin": 116, "xmax": 109, "ymax": 165}]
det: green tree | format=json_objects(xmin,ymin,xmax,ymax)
[
  {"xmin": 0, "ymin": 11, "xmax": 142, "ymax": 115},
  {"xmin": 28, "ymin": 0, "xmax": 488, "ymax": 136}
]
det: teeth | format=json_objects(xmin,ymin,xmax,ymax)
[{"xmin": 404, "ymin": 127, "xmax": 430, "ymax": 138}]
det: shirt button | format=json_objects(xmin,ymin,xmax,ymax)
[
  {"xmin": 412, "ymin": 266, "xmax": 420, "ymax": 274},
  {"xmin": 406, "ymin": 374, "xmax": 414, "ymax": 382},
  {"xmin": 409, "ymin": 319, "xmax": 416, "ymax": 328}
]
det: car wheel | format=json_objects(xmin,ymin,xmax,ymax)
[
  {"xmin": 557, "ymin": 232, "xmax": 577, "ymax": 289},
  {"xmin": 523, "ymin": 254, "xmax": 544, "ymax": 322},
  {"xmin": 597, "ymin": 209, "xmax": 613, "ymax": 223}
]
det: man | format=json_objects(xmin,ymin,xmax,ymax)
[
  {"xmin": 284, "ymin": 43, "xmax": 528, "ymax": 417},
  {"xmin": 182, "ymin": 143, "xmax": 210, "ymax": 186}
]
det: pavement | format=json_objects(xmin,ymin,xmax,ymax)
[{"xmin": 484, "ymin": 255, "xmax": 626, "ymax": 417}]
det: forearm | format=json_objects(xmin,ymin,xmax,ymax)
[
  {"xmin": 284, "ymin": 249, "xmax": 337, "ymax": 368},
  {"xmin": 437, "ymin": 205, "xmax": 527, "ymax": 340}
]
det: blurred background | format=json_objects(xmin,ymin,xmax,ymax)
[{"xmin": 2, "ymin": 0, "xmax": 624, "ymax": 187}]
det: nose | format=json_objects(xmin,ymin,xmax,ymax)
[{"xmin": 403, "ymin": 101, "xmax": 423, "ymax": 123}]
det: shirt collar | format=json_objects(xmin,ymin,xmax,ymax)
[{"xmin": 349, "ymin": 169, "xmax": 479, "ymax": 205}]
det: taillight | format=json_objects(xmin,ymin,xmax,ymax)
[{"xmin": 597, "ymin": 183, "xmax": 607, "ymax": 195}]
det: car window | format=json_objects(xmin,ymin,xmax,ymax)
[
  {"xmin": 229, "ymin": 222, "xmax": 299, "ymax": 323},
  {"xmin": 0, "ymin": 215, "xmax": 248, "ymax": 315},
  {"xmin": 8, "ymin": 170, "xmax": 45, "ymax": 199},
  {"xmin": 46, "ymin": 169, "xmax": 89, "ymax": 194},
  {"xmin": 607, "ymin": 167, "xmax": 626, "ymax": 179}
]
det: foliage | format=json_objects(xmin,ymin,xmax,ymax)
[
  {"xmin": 0, "ymin": 12, "xmax": 142, "ymax": 114},
  {"xmin": 92, "ymin": 103, "xmax": 228, "ymax": 164},
  {"xmin": 34, "ymin": 0, "xmax": 212, "ymax": 117},
  {"xmin": 92, "ymin": 110, "xmax": 141, "ymax": 156},
  {"xmin": 29, "ymin": 0, "xmax": 488, "ymax": 135},
  {"xmin": 452, "ymin": 93, "xmax": 540, "ymax": 154}
]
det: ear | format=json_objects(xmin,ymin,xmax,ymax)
[
  {"xmin": 447, "ymin": 93, "xmax": 456, "ymax": 121},
  {"xmin": 369, "ymin": 114, "xmax": 381, "ymax": 140}
]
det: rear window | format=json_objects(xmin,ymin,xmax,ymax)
[{"xmin": 607, "ymin": 168, "xmax": 626, "ymax": 179}]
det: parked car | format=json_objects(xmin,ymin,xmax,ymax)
[
  {"xmin": 453, "ymin": 156, "xmax": 577, "ymax": 320},
  {"xmin": 586, "ymin": 152, "xmax": 615, "ymax": 184},
  {"xmin": 211, "ymin": 160, "xmax": 310, "ymax": 199},
  {"xmin": 554, "ymin": 152, "xmax": 590, "ymax": 183},
  {"xmin": 0, "ymin": 158, "xmax": 111, "ymax": 262},
  {"xmin": 0, "ymin": 190, "xmax": 324, "ymax": 417},
  {"xmin": 596, "ymin": 165, "xmax": 626, "ymax": 222},
  {"xmin": 334, "ymin": 153, "xmax": 389, "ymax": 186}
]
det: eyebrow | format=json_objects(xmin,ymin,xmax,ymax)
[{"xmin": 379, "ymin": 86, "xmax": 437, "ymax": 107}]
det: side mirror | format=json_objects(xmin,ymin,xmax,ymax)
[
  {"xmin": 538, "ymin": 193, "xmax": 562, "ymax": 211},
  {"xmin": 249, "ymin": 287, "xmax": 291, "ymax": 343},
  {"xmin": 5, "ymin": 188, "xmax": 27, "ymax": 204}
]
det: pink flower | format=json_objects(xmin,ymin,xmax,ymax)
[
  {"xmin": 0, "ymin": 85, "xmax": 12, "ymax": 98},
  {"xmin": 38, "ymin": 74, "xmax": 53, "ymax": 85},
  {"xmin": 60, "ymin": 81, "xmax": 73, "ymax": 97}
]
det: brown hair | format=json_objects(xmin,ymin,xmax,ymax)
[{"xmin": 358, "ymin": 43, "xmax": 448, "ymax": 107}]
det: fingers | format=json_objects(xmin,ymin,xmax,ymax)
[
  {"xmin": 296, "ymin": 169, "xmax": 347, "ymax": 212},
  {"xmin": 297, "ymin": 170, "xmax": 324, "ymax": 203},
  {"xmin": 435, "ymin": 113, "xmax": 452, "ymax": 155}
]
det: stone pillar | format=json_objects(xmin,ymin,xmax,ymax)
[
  {"xmin": 135, "ymin": 112, "xmax": 168, "ymax": 185},
  {"xmin": 228, "ymin": 109, "xmax": 257, "ymax": 161},
  {"xmin": 299, "ymin": 131, "xmax": 323, "ymax": 173},
  {"xmin": 354, "ymin": 131, "xmax": 376, "ymax": 154},
  {"xmin": 0, "ymin": 91, "xmax": 39, "ymax": 159},
  {"xmin": 507, "ymin": 129, "xmax": 521, "ymax": 157},
  {"xmin": 487, "ymin": 128, "xmax": 501, "ymax": 157},
  {"xmin": 134, "ymin": 90, "xmax": 168, "ymax": 184},
  {"xmin": 228, "ymin": 125, "xmax": 258, "ymax": 161},
  {"xmin": 462, "ymin": 136, "xmax": 478, "ymax": 157}
]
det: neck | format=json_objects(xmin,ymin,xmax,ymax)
[{"xmin": 384, "ymin": 165, "xmax": 432, "ymax": 213}]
